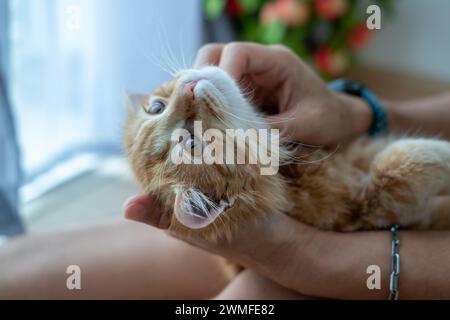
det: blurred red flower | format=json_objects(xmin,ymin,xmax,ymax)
[
  {"xmin": 314, "ymin": 0, "xmax": 348, "ymax": 20},
  {"xmin": 261, "ymin": 0, "xmax": 310, "ymax": 27},
  {"xmin": 348, "ymin": 24, "xmax": 373, "ymax": 50},
  {"xmin": 226, "ymin": 0, "xmax": 242, "ymax": 16},
  {"xmin": 314, "ymin": 47, "xmax": 349, "ymax": 76}
]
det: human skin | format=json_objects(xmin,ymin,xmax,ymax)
[
  {"xmin": 0, "ymin": 218, "xmax": 307, "ymax": 299},
  {"xmin": 0, "ymin": 220, "xmax": 230, "ymax": 299},
  {"xmin": 214, "ymin": 269, "xmax": 310, "ymax": 300},
  {"xmin": 124, "ymin": 42, "xmax": 450, "ymax": 299}
]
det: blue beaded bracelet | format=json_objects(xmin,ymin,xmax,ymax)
[{"xmin": 328, "ymin": 79, "xmax": 388, "ymax": 136}]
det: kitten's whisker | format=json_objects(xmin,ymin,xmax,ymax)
[
  {"xmin": 218, "ymin": 106, "xmax": 296, "ymax": 126},
  {"xmin": 178, "ymin": 27, "xmax": 188, "ymax": 70},
  {"xmin": 281, "ymin": 144, "xmax": 340, "ymax": 166},
  {"xmin": 143, "ymin": 51, "xmax": 177, "ymax": 77},
  {"xmin": 155, "ymin": 28, "xmax": 179, "ymax": 76},
  {"xmin": 149, "ymin": 52, "xmax": 174, "ymax": 76},
  {"xmin": 158, "ymin": 22, "xmax": 183, "ymax": 74},
  {"xmin": 158, "ymin": 41, "xmax": 179, "ymax": 76},
  {"xmin": 187, "ymin": 50, "xmax": 196, "ymax": 69},
  {"xmin": 129, "ymin": 17, "xmax": 173, "ymax": 76},
  {"xmin": 220, "ymin": 99, "xmax": 298, "ymax": 124}
]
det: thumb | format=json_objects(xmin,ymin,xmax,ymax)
[{"xmin": 123, "ymin": 194, "xmax": 171, "ymax": 229}]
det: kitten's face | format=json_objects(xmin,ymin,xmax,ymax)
[{"xmin": 124, "ymin": 67, "xmax": 287, "ymax": 240}]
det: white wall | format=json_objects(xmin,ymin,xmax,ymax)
[{"xmin": 361, "ymin": 0, "xmax": 450, "ymax": 80}]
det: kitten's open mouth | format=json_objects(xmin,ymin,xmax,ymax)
[{"xmin": 174, "ymin": 187, "xmax": 235, "ymax": 229}]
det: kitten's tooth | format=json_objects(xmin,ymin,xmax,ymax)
[
  {"xmin": 219, "ymin": 199, "xmax": 228, "ymax": 207},
  {"xmin": 220, "ymin": 197, "xmax": 235, "ymax": 208},
  {"xmin": 172, "ymin": 185, "xmax": 182, "ymax": 195},
  {"xmin": 184, "ymin": 136, "xmax": 194, "ymax": 149},
  {"xmin": 184, "ymin": 135, "xmax": 203, "ymax": 151}
]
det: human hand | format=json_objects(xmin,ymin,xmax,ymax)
[
  {"xmin": 124, "ymin": 193, "xmax": 414, "ymax": 300},
  {"xmin": 122, "ymin": 194, "xmax": 339, "ymax": 298},
  {"xmin": 195, "ymin": 42, "xmax": 372, "ymax": 145}
]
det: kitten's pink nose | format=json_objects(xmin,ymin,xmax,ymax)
[{"xmin": 183, "ymin": 80, "xmax": 197, "ymax": 98}]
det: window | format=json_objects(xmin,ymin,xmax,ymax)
[{"xmin": 8, "ymin": 0, "xmax": 202, "ymax": 201}]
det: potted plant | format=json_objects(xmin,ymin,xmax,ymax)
[{"xmin": 203, "ymin": 0, "xmax": 394, "ymax": 78}]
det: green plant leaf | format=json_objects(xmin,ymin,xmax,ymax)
[
  {"xmin": 238, "ymin": 0, "xmax": 263, "ymax": 15},
  {"xmin": 204, "ymin": 0, "xmax": 226, "ymax": 20},
  {"xmin": 261, "ymin": 20, "xmax": 286, "ymax": 44},
  {"xmin": 283, "ymin": 28, "xmax": 310, "ymax": 58},
  {"xmin": 242, "ymin": 17, "xmax": 260, "ymax": 41}
]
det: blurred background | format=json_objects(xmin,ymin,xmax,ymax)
[{"xmin": 0, "ymin": 0, "xmax": 449, "ymax": 241}]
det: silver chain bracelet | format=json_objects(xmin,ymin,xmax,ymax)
[{"xmin": 389, "ymin": 225, "xmax": 400, "ymax": 300}]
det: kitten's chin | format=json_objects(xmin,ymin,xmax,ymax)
[{"xmin": 173, "ymin": 187, "xmax": 234, "ymax": 229}]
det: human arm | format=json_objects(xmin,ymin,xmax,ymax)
[
  {"xmin": 386, "ymin": 92, "xmax": 450, "ymax": 140},
  {"xmin": 215, "ymin": 269, "xmax": 310, "ymax": 300},
  {"xmin": 124, "ymin": 196, "xmax": 450, "ymax": 299}
]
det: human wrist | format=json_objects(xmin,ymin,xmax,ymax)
[
  {"xmin": 295, "ymin": 228, "xmax": 345, "ymax": 297},
  {"xmin": 381, "ymin": 98, "xmax": 402, "ymax": 133},
  {"xmin": 328, "ymin": 79, "xmax": 391, "ymax": 138},
  {"xmin": 306, "ymin": 230, "xmax": 393, "ymax": 299},
  {"xmin": 337, "ymin": 93, "xmax": 372, "ymax": 139}
]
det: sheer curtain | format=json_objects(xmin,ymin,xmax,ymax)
[
  {"xmin": 9, "ymin": 0, "xmax": 202, "ymax": 199},
  {"xmin": 1, "ymin": 0, "xmax": 23, "ymax": 236}
]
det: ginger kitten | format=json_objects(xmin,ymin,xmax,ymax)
[{"xmin": 124, "ymin": 66, "xmax": 450, "ymax": 242}]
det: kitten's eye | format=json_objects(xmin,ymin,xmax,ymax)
[{"xmin": 147, "ymin": 99, "xmax": 166, "ymax": 114}]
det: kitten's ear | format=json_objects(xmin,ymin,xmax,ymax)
[{"xmin": 125, "ymin": 92, "xmax": 148, "ymax": 113}]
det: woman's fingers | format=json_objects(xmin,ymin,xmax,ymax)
[
  {"xmin": 194, "ymin": 43, "xmax": 224, "ymax": 68},
  {"xmin": 218, "ymin": 42, "xmax": 281, "ymax": 80},
  {"xmin": 194, "ymin": 42, "xmax": 284, "ymax": 81},
  {"xmin": 123, "ymin": 195, "xmax": 171, "ymax": 229},
  {"xmin": 123, "ymin": 193, "xmax": 323, "ymax": 294}
]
